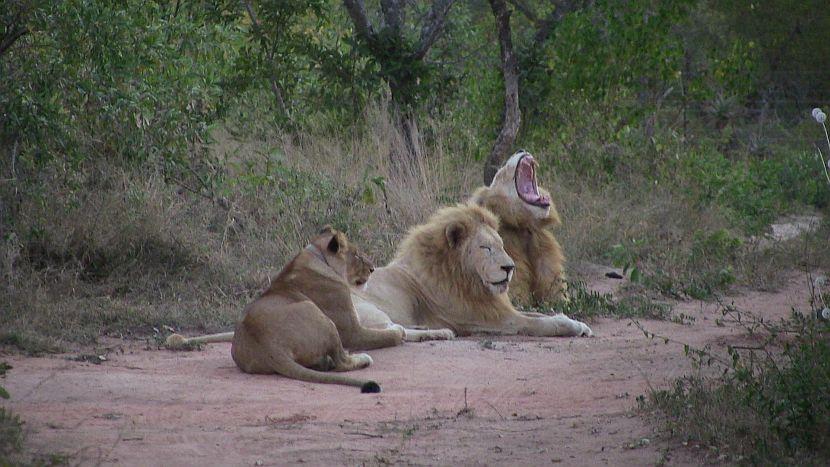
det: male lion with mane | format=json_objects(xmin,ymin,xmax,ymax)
[
  {"xmin": 469, "ymin": 150, "xmax": 567, "ymax": 307},
  {"xmin": 354, "ymin": 204, "xmax": 592, "ymax": 337}
]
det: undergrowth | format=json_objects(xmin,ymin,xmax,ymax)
[
  {"xmin": 540, "ymin": 280, "xmax": 672, "ymax": 321},
  {"xmin": 640, "ymin": 297, "xmax": 830, "ymax": 464},
  {"xmin": 0, "ymin": 407, "xmax": 24, "ymax": 464}
]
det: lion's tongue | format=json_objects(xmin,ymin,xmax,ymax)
[{"xmin": 517, "ymin": 159, "xmax": 550, "ymax": 207}]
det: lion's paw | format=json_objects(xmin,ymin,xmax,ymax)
[
  {"xmin": 575, "ymin": 321, "xmax": 593, "ymax": 337},
  {"xmin": 389, "ymin": 324, "xmax": 406, "ymax": 338},
  {"xmin": 165, "ymin": 333, "xmax": 187, "ymax": 349},
  {"xmin": 434, "ymin": 328, "xmax": 456, "ymax": 340},
  {"xmin": 352, "ymin": 353, "xmax": 373, "ymax": 368}
]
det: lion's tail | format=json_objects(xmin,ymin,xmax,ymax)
[
  {"xmin": 264, "ymin": 351, "xmax": 381, "ymax": 394},
  {"xmin": 165, "ymin": 332, "xmax": 234, "ymax": 349}
]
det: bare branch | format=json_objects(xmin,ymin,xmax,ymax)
[
  {"xmin": 0, "ymin": 26, "xmax": 28, "ymax": 58},
  {"xmin": 506, "ymin": 0, "xmax": 539, "ymax": 24},
  {"xmin": 412, "ymin": 0, "xmax": 455, "ymax": 60},
  {"xmin": 342, "ymin": 0, "xmax": 377, "ymax": 46}
]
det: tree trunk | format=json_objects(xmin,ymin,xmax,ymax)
[
  {"xmin": 342, "ymin": 0, "xmax": 456, "ymax": 162},
  {"xmin": 484, "ymin": 0, "xmax": 521, "ymax": 185}
]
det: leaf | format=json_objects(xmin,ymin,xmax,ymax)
[
  {"xmin": 0, "ymin": 386, "xmax": 9, "ymax": 399},
  {"xmin": 361, "ymin": 185, "xmax": 375, "ymax": 204},
  {"xmin": 629, "ymin": 268, "xmax": 642, "ymax": 283}
]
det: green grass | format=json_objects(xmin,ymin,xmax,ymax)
[
  {"xmin": 536, "ymin": 280, "xmax": 673, "ymax": 321},
  {"xmin": 0, "ymin": 407, "xmax": 24, "ymax": 464}
]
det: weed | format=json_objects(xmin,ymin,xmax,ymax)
[
  {"xmin": 0, "ymin": 408, "xmax": 24, "ymax": 463},
  {"xmin": 545, "ymin": 281, "xmax": 672, "ymax": 321}
]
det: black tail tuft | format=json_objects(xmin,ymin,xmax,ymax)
[{"xmin": 360, "ymin": 381, "xmax": 381, "ymax": 393}]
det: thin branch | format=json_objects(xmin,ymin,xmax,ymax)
[
  {"xmin": 412, "ymin": 0, "xmax": 456, "ymax": 60},
  {"xmin": 0, "ymin": 26, "xmax": 28, "ymax": 58},
  {"xmin": 342, "ymin": 0, "xmax": 377, "ymax": 46},
  {"xmin": 242, "ymin": 0, "xmax": 290, "ymax": 118}
]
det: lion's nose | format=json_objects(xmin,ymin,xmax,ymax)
[
  {"xmin": 501, "ymin": 264, "xmax": 515, "ymax": 274},
  {"xmin": 369, "ymin": 267, "xmax": 375, "ymax": 273}
]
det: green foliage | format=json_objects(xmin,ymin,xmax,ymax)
[
  {"xmin": 679, "ymin": 148, "xmax": 829, "ymax": 233},
  {"xmin": 1, "ymin": 0, "xmax": 243, "ymax": 174},
  {"xmin": 645, "ymin": 309, "xmax": 830, "ymax": 463},
  {"xmin": 714, "ymin": 0, "xmax": 830, "ymax": 109},
  {"xmin": 0, "ymin": 407, "xmax": 24, "ymax": 462},
  {"xmin": 543, "ymin": 281, "xmax": 671, "ymax": 321},
  {"xmin": 641, "ymin": 229, "xmax": 740, "ymax": 299},
  {"xmin": 609, "ymin": 240, "xmax": 644, "ymax": 283}
]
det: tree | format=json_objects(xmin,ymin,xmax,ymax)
[
  {"xmin": 484, "ymin": 0, "xmax": 583, "ymax": 184},
  {"xmin": 341, "ymin": 0, "xmax": 456, "ymax": 110},
  {"xmin": 484, "ymin": 0, "xmax": 521, "ymax": 185},
  {"xmin": 340, "ymin": 1, "xmax": 457, "ymax": 161}
]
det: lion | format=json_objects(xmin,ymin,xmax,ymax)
[
  {"xmin": 165, "ymin": 239, "xmax": 378, "ymax": 350},
  {"xmin": 168, "ymin": 228, "xmax": 405, "ymax": 392},
  {"xmin": 353, "ymin": 204, "xmax": 592, "ymax": 337},
  {"xmin": 469, "ymin": 150, "xmax": 567, "ymax": 307}
]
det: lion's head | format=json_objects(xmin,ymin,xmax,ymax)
[
  {"xmin": 310, "ymin": 227, "xmax": 373, "ymax": 286},
  {"xmin": 398, "ymin": 204, "xmax": 516, "ymax": 297},
  {"xmin": 476, "ymin": 150, "xmax": 560, "ymax": 226},
  {"xmin": 347, "ymin": 248, "xmax": 374, "ymax": 288}
]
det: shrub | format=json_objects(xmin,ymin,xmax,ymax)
[{"xmin": 644, "ymin": 306, "xmax": 830, "ymax": 463}]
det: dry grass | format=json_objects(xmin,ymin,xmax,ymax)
[{"xmin": 0, "ymin": 107, "xmax": 826, "ymax": 351}]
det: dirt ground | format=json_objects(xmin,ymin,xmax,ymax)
[{"xmin": 1, "ymin": 270, "xmax": 812, "ymax": 466}]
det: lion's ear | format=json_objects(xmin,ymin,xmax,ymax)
[
  {"xmin": 327, "ymin": 231, "xmax": 348, "ymax": 254},
  {"xmin": 319, "ymin": 225, "xmax": 334, "ymax": 235},
  {"xmin": 445, "ymin": 222, "xmax": 467, "ymax": 248},
  {"xmin": 327, "ymin": 234, "xmax": 341, "ymax": 253}
]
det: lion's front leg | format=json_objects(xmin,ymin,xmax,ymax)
[
  {"xmin": 399, "ymin": 326, "xmax": 455, "ymax": 342},
  {"xmin": 506, "ymin": 313, "xmax": 592, "ymax": 337}
]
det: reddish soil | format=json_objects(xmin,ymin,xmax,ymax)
[{"xmin": 1, "ymin": 271, "xmax": 811, "ymax": 466}]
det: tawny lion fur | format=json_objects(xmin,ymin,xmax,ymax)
[
  {"xmin": 469, "ymin": 184, "xmax": 566, "ymax": 306},
  {"xmin": 168, "ymin": 228, "xmax": 403, "ymax": 392},
  {"xmin": 468, "ymin": 153, "xmax": 567, "ymax": 306},
  {"xmin": 354, "ymin": 204, "xmax": 592, "ymax": 337}
]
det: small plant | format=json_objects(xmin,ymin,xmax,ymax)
[
  {"xmin": 609, "ymin": 241, "xmax": 643, "ymax": 283},
  {"xmin": 544, "ymin": 280, "xmax": 671, "ymax": 321},
  {"xmin": 0, "ymin": 362, "xmax": 9, "ymax": 400},
  {"xmin": 812, "ymin": 108, "xmax": 830, "ymax": 186},
  {"xmin": 0, "ymin": 408, "xmax": 24, "ymax": 462}
]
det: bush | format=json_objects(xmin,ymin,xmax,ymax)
[{"xmin": 644, "ymin": 306, "xmax": 830, "ymax": 463}]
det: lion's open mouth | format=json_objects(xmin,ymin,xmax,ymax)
[{"xmin": 514, "ymin": 154, "xmax": 551, "ymax": 208}]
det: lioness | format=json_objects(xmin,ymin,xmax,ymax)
[
  {"xmin": 164, "ymin": 239, "xmax": 376, "ymax": 349},
  {"xmin": 354, "ymin": 204, "xmax": 592, "ymax": 337},
  {"xmin": 469, "ymin": 150, "xmax": 567, "ymax": 306},
  {"xmin": 171, "ymin": 228, "xmax": 404, "ymax": 392}
]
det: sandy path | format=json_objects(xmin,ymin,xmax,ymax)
[{"xmin": 1, "ymin": 273, "xmax": 811, "ymax": 466}]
